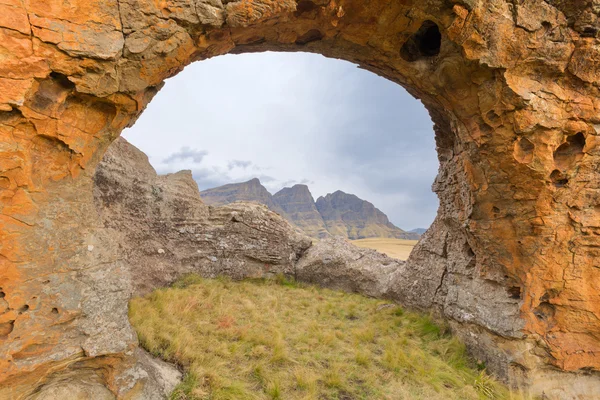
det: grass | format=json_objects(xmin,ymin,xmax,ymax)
[
  {"xmin": 350, "ymin": 238, "xmax": 419, "ymax": 261},
  {"xmin": 129, "ymin": 275, "xmax": 523, "ymax": 400}
]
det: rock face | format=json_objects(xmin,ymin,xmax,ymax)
[
  {"xmin": 296, "ymin": 236, "xmax": 405, "ymax": 299},
  {"xmin": 273, "ymin": 184, "xmax": 330, "ymax": 239},
  {"xmin": 1, "ymin": 0, "xmax": 600, "ymax": 398},
  {"xmin": 94, "ymin": 138, "xmax": 312, "ymax": 296},
  {"xmin": 200, "ymin": 178, "xmax": 286, "ymax": 216},
  {"xmin": 316, "ymin": 191, "xmax": 419, "ymax": 240}
]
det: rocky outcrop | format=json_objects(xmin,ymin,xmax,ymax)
[
  {"xmin": 94, "ymin": 138, "xmax": 312, "ymax": 295},
  {"xmin": 316, "ymin": 191, "xmax": 419, "ymax": 240},
  {"xmin": 200, "ymin": 178, "xmax": 287, "ymax": 216},
  {"xmin": 296, "ymin": 237, "xmax": 404, "ymax": 299},
  {"xmin": 273, "ymin": 184, "xmax": 329, "ymax": 239},
  {"xmin": 0, "ymin": 137, "xmax": 314, "ymax": 399},
  {"xmin": 1, "ymin": 0, "xmax": 600, "ymax": 398}
]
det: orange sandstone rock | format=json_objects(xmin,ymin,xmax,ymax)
[{"xmin": 0, "ymin": 0, "xmax": 599, "ymax": 398}]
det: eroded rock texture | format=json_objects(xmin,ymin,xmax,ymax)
[
  {"xmin": 297, "ymin": 236, "xmax": 405, "ymax": 298},
  {"xmin": 94, "ymin": 138, "xmax": 311, "ymax": 296},
  {"xmin": 0, "ymin": 0, "xmax": 599, "ymax": 398}
]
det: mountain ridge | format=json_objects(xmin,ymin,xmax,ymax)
[{"xmin": 200, "ymin": 179, "xmax": 420, "ymax": 240}]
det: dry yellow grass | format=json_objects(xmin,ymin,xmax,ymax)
[
  {"xmin": 351, "ymin": 238, "xmax": 419, "ymax": 260},
  {"xmin": 130, "ymin": 275, "xmax": 523, "ymax": 400}
]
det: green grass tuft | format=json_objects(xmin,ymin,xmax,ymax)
[{"xmin": 130, "ymin": 276, "xmax": 524, "ymax": 400}]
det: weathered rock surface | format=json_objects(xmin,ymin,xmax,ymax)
[
  {"xmin": 273, "ymin": 184, "xmax": 329, "ymax": 239},
  {"xmin": 316, "ymin": 191, "xmax": 419, "ymax": 240},
  {"xmin": 296, "ymin": 236, "xmax": 404, "ymax": 299},
  {"xmin": 1, "ymin": 0, "xmax": 600, "ymax": 398},
  {"xmin": 94, "ymin": 138, "xmax": 313, "ymax": 295}
]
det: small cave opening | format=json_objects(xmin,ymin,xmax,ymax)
[
  {"xmin": 295, "ymin": 0, "xmax": 317, "ymax": 16},
  {"xmin": 550, "ymin": 169, "xmax": 568, "ymax": 188},
  {"xmin": 400, "ymin": 20, "xmax": 442, "ymax": 62},
  {"xmin": 553, "ymin": 132, "xmax": 586, "ymax": 170},
  {"xmin": 533, "ymin": 302, "xmax": 555, "ymax": 321},
  {"xmin": 514, "ymin": 137, "xmax": 535, "ymax": 164},
  {"xmin": 0, "ymin": 320, "xmax": 14, "ymax": 337},
  {"xmin": 507, "ymin": 286, "xmax": 521, "ymax": 300}
]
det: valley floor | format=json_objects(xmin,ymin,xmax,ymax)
[
  {"xmin": 130, "ymin": 276, "xmax": 518, "ymax": 400},
  {"xmin": 350, "ymin": 238, "xmax": 419, "ymax": 261}
]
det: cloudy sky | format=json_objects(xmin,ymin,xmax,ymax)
[{"xmin": 123, "ymin": 52, "xmax": 439, "ymax": 231}]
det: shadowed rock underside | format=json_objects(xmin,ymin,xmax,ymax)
[{"xmin": 0, "ymin": 0, "xmax": 599, "ymax": 398}]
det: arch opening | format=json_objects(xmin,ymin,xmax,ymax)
[
  {"xmin": 1, "ymin": 0, "xmax": 599, "ymax": 398},
  {"xmin": 121, "ymin": 52, "xmax": 439, "ymax": 257}
]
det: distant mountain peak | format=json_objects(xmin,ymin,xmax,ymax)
[
  {"xmin": 316, "ymin": 191, "xmax": 417, "ymax": 240},
  {"xmin": 200, "ymin": 179, "xmax": 420, "ymax": 240}
]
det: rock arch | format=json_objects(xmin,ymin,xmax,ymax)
[{"xmin": 0, "ymin": 0, "xmax": 599, "ymax": 398}]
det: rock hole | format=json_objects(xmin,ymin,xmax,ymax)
[
  {"xmin": 581, "ymin": 27, "xmax": 598, "ymax": 38},
  {"xmin": 533, "ymin": 302, "xmax": 555, "ymax": 321},
  {"xmin": 295, "ymin": 0, "xmax": 317, "ymax": 16},
  {"xmin": 514, "ymin": 137, "xmax": 535, "ymax": 164},
  {"xmin": 550, "ymin": 169, "xmax": 568, "ymax": 188},
  {"xmin": 0, "ymin": 320, "xmax": 14, "ymax": 337},
  {"xmin": 51, "ymin": 307, "xmax": 59, "ymax": 314},
  {"xmin": 492, "ymin": 206, "xmax": 500, "ymax": 214},
  {"xmin": 295, "ymin": 29, "xmax": 324, "ymax": 45},
  {"xmin": 31, "ymin": 73, "xmax": 76, "ymax": 112},
  {"xmin": 540, "ymin": 288, "xmax": 559, "ymax": 303},
  {"xmin": 49, "ymin": 72, "xmax": 76, "ymax": 90},
  {"xmin": 400, "ymin": 20, "xmax": 442, "ymax": 62},
  {"xmin": 465, "ymin": 245, "xmax": 475, "ymax": 258},
  {"xmin": 507, "ymin": 286, "xmax": 521, "ymax": 300},
  {"xmin": 553, "ymin": 132, "xmax": 585, "ymax": 170},
  {"xmin": 485, "ymin": 110, "xmax": 502, "ymax": 127},
  {"xmin": 19, "ymin": 305, "xmax": 29, "ymax": 313},
  {"xmin": 0, "ymin": 291, "xmax": 4, "ymax": 298}
]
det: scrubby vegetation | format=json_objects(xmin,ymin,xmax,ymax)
[{"xmin": 129, "ymin": 275, "xmax": 520, "ymax": 400}]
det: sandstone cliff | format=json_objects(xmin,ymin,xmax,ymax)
[
  {"xmin": 316, "ymin": 191, "xmax": 419, "ymax": 240},
  {"xmin": 273, "ymin": 184, "xmax": 329, "ymax": 239}
]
